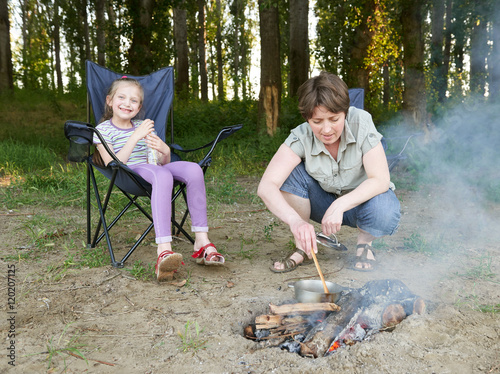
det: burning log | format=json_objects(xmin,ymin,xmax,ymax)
[
  {"xmin": 302, "ymin": 279, "xmax": 426, "ymax": 357},
  {"xmin": 269, "ymin": 302, "xmax": 340, "ymax": 316},
  {"xmin": 300, "ymin": 289, "xmax": 365, "ymax": 357},
  {"xmin": 244, "ymin": 279, "xmax": 426, "ymax": 359},
  {"xmin": 255, "ymin": 315, "xmax": 282, "ymax": 329}
]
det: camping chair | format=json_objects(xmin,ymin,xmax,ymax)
[
  {"xmin": 348, "ymin": 88, "xmax": 422, "ymax": 171},
  {"xmin": 64, "ymin": 60, "xmax": 242, "ymax": 268}
]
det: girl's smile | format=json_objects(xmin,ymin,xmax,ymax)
[{"xmin": 107, "ymin": 83, "xmax": 143, "ymax": 126}]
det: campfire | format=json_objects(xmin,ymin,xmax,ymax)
[{"xmin": 244, "ymin": 279, "xmax": 426, "ymax": 358}]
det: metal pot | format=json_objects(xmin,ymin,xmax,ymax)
[{"xmin": 294, "ymin": 280, "xmax": 343, "ymax": 303}]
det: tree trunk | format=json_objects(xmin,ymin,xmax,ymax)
[
  {"xmin": 258, "ymin": 0, "xmax": 281, "ymax": 135},
  {"xmin": 451, "ymin": 0, "xmax": 468, "ymax": 96},
  {"xmin": 95, "ymin": 0, "xmax": 106, "ymax": 66},
  {"xmin": 20, "ymin": 0, "xmax": 28, "ymax": 88},
  {"xmin": 401, "ymin": 0, "xmax": 427, "ymax": 131},
  {"xmin": 289, "ymin": 0, "xmax": 309, "ymax": 97},
  {"xmin": 174, "ymin": 4, "xmax": 189, "ymax": 98},
  {"xmin": 230, "ymin": 0, "xmax": 241, "ymax": 100},
  {"xmin": 198, "ymin": 0, "xmax": 208, "ymax": 101},
  {"xmin": 469, "ymin": 0, "xmax": 488, "ymax": 96},
  {"xmin": 430, "ymin": 0, "xmax": 445, "ymax": 107},
  {"xmin": 346, "ymin": 0, "xmax": 375, "ymax": 93},
  {"xmin": 490, "ymin": 2, "xmax": 500, "ymax": 102},
  {"xmin": 442, "ymin": 0, "xmax": 452, "ymax": 102},
  {"xmin": 127, "ymin": 0, "xmax": 154, "ymax": 75},
  {"xmin": 106, "ymin": 0, "xmax": 121, "ymax": 70},
  {"xmin": 81, "ymin": 0, "xmax": 91, "ymax": 72},
  {"xmin": 0, "ymin": 0, "xmax": 14, "ymax": 92},
  {"xmin": 216, "ymin": 0, "xmax": 224, "ymax": 100},
  {"xmin": 53, "ymin": 0, "xmax": 63, "ymax": 93}
]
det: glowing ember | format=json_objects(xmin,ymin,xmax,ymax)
[{"xmin": 328, "ymin": 340, "xmax": 341, "ymax": 352}]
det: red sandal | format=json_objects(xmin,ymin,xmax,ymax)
[
  {"xmin": 155, "ymin": 250, "xmax": 183, "ymax": 281},
  {"xmin": 192, "ymin": 243, "xmax": 225, "ymax": 266}
]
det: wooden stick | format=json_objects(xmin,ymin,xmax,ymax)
[
  {"xmin": 309, "ymin": 249, "xmax": 329, "ymax": 294},
  {"xmin": 269, "ymin": 302, "xmax": 340, "ymax": 315}
]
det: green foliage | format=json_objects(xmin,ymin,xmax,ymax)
[
  {"xmin": 177, "ymin": 320, "xmax": 207, "ymax": 353},
  {"xmin": 126, "ymin": 260, "xmax": 155, "ymax": 281},
  {"xmin": 172, "ymin": 98, "xmax": 258, "ymax": 143},
  {"xmin": 455, "ymin": 285, "xmax": 500, "ymax": 314},
  {"xmin": 79, "ymin": 246, "xmax": 108, "ymax": 269},
  {"xmin": 0, "ymin": 89, "xmax": 85, "ymax": 158},
  {"xmin": 402, "ymin": 232, "xmax": 445, "ymax": 255},
  {"xmin": 25, "ymin": 323, "xmax": 87, "ymax": 370},
  {"xmin": 264, "ymin": 221, "xmax": 279, "ymax": 241},
  {"xmin": 455, "ymin": 253, "xmax": 495, "ymax": 281}
]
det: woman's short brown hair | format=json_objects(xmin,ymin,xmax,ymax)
[{"xmin": 297, "ymin": 72, "xmax": 350, "ymax": 120}]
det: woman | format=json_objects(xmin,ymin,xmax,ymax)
[{"xmin": 257, "ymin": 72, "xmax": 400, "ymax": 273}]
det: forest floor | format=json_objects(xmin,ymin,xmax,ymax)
[{"xmin": 1, "ymin": 175, "xmax": 499, "ymax": 374}]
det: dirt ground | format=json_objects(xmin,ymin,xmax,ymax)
[{"xmin": 1, "ymin": 175, "xmax": 499, "ymax": 374}]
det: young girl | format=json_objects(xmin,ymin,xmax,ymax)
[{"xmin": 93, "ymin": 77, "xmax": 224, "ymax": 281}]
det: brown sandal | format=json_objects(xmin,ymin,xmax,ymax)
[
  {"xmin": 270, "ymin": 248, "xmax": 311, "ymax": 273},
  {"xmin": 351, "ymin": 244, "xmax": 377, "ymax": 272}
]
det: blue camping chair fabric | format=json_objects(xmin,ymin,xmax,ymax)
[
  {"xmin": 65, "ymin": 61, "xmax": 242, "ymax": 267},
  {"xmin": 348, "ymin": 88, "xmax": 420, "ymax": 171}
]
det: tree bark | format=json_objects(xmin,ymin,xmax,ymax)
[
  {"xmin": 430, "ymin": 0, "xmax": 446, "ymax": 107},
  {"xmin": 127, "ymin": 0, "xmax": 154, "ymax": 75},
  {"xmin": 0, "ymin": 0, "xmax": 14, "ymax": 92},
  {"xmin": 346, "ymin": 0, "xmax": 375, "ymax": 93},
  {"xmin": 81, "ymin": 0, "xmax": 91, "ymax": 71},
  {"xmin": 490, "ymin": 1, "xmax": 500, "ymax": 102},
  {"xmin": 451, "ymin": 0, "xmax": 468, "ymax": 95},
  {"xmin": 95, "ymin": 0, "xmax": 106, "ymax": 66},
  {"xmin": 289, "ymin": 0, "xmax": 309, "ymax": 97},
  {"xmin": 53, "ymin": 0, "xmax": 63, "ymax": 93},
  {"xmin": 20, "ymin": 0, "xmax": 28, "ymax": 88},
  {"xmin": 401, "ymin": 0, "xmax": 427, "ymax": 131},
  {"xmin": 174, "ymin": 3, "xmax": 189, "ymax": 98},
  {"xmin": 469, "ymin": 0, "xmax": 488, "ymax": 96},
  {"xmin": 230, "ymin": 0, "xmax": 241, "ymax": 99},
  {"xmin": 442, "ymin": 0, "xmax": 452, "ymax": 102},
  {"xmin": 198, "ymin": 0, "xmax": 208, "ymax": 101},
  {"xmin": 258, "ymin": 0, "xmax": 281, "ymax": 135},
  {"xmin": 216, "ymin": 0, "xmax": 224, "ymax": 100}
]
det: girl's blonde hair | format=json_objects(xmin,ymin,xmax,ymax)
[{"xmin": 100, "ymin": 77, "xmax": 144, "ymax": 123}]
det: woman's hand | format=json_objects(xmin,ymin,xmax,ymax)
[
  {"xmin": 290, "ymin": 218, "xmax": 318, "ymax": 256},
  {"xmin": 321, "ymin": 201, "xmax": 344, "ymax": 236}
]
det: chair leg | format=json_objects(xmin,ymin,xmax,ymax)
[{"xmin": 89, "ymin": 166, "xmax": 121, "ymax": 267}]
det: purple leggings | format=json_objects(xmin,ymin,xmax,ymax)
[{"xmin": 129, "ymin": 161, "xmax": 208, "ymax": 244}]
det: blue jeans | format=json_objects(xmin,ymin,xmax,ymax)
[{"xmin": 280, "ymin": 163, "xmax": 400, "ymax": 237}]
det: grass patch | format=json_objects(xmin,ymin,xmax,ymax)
[
  {"xmin": 402, "ymin": 232, "xmax": 447, "ymax": 255},
  {"xmin": 79, "ymin": 246, "xmax": 109, "ymax": 268},
  {"xmin": 455, "ymin": 253, "xmax": 495, "ymax": 281},
  {"xmin": 455, "ymin": 286, "xmax": 500, "ymax": 314},
  {"xmin": 126, "ymin": 260, "xmax": 155, "ymax": 281},
  {"xmin": 25, "ymin": 323, "xmax": 88, "ymax": 370},
  {"xmin": 177, "ymin": 320, "xmax": 207, "ymax": 353}
]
